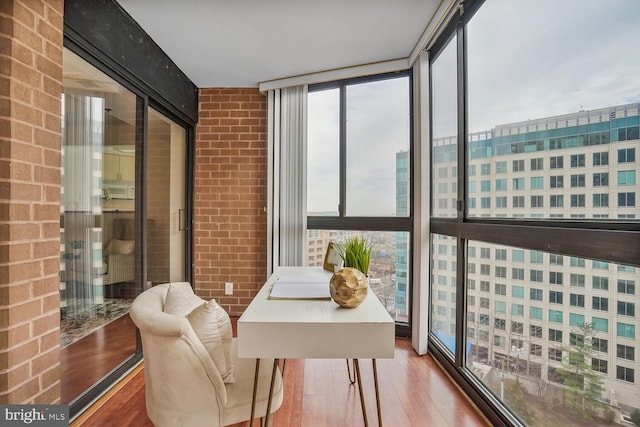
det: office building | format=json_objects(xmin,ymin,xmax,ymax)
[{"xmin": 432, "ymin": 102, "xmax": 639, "ymax": 410}]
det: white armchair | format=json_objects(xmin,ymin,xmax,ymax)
[
  {"xmin": 101, "ymin": 218, "xmax": 135, "ymax": 285},
  {"xmin": 129, "ymin": 282, "xmax": 283, "ymax": 427}
]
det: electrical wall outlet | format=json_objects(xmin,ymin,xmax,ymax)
[{"xmin": 225, "ymin": 282, "xmax": 233, "ymax": 295}]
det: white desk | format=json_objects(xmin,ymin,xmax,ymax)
[{"xmin": 238, "ymin": 266, "xmax": 395, "ymax": 426}]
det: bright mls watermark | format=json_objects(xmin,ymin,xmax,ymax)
[{"xmin": 1, "ymin": 405, "xmax": 68, "ymax": 426}]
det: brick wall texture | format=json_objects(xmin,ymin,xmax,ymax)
[
  {"xmin": 0, "ymin": 0, "xmax": 64, "ymax": 404},
  {"xmin": 194, "ymin": 88, "xmax": 268, "ymax": 316}
]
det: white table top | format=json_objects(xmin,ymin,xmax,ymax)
[{"xmin": 237, "ymin": 266, "xmax": 395, "ymax": 359}]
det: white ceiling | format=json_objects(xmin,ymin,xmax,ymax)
[{"xmin": 116, "ymin": 0, "xmax": 442, "ymax": 88}]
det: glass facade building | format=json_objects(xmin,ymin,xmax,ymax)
[
  {"xmin": 432, "ymin": 102, "xmax": 639, "ymax": 413},
  {"xmin": 395, "ymin": 150, "xmax": 410, "ymax": 319}
]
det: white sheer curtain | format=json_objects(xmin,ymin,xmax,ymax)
[
  {"xmin": 61, "ymin": 93, "xmax": 105, "ymax": 311},
  {"xmin": 266, "ymin": 85, "xmax": 308, "ymax": 274}
]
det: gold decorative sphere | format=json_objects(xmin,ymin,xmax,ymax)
[{"xmin": 329, "ymin": 267, "xmax": 368, "ymax": 308}]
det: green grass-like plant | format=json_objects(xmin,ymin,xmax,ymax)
[{"xmin": 336, "ymin": 237, "xmax": 373, "ymax": 275}]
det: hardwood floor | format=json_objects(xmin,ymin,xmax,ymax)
[
  {"xmin": 61, "ymin": 313, "xmax": 137, "ymax": 403},
  {"xmin": 72, "ymin": 320, "xmax": 490, "ymax": 427}
]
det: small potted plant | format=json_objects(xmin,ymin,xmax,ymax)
[
  {"xmin": 330, "ymin": 237, "xmax": 374, "ymax": 308},
  {"xmin": 336, "ymin": 236, "xmax": 373, "ymax": 276}
]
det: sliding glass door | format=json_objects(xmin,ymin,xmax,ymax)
[
  {"xmin": 146, "ymin": 107, "xmax": 187, "ymax": 285},
  {"xmin": 60, "ymin": 48, "xmax": 190, "ymax": 414},
  {"xmin": 60, "ymin": 48, "xmax": 140, "ymax": 406}
]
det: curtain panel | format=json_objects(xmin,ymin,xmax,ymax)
[
  {"xmin": 61, "ymin": 93, "xmax": 106, "ymax": 310},
  {"xmin": 266, "ymin": 85, "xmax": 308, "ymax": 274}
]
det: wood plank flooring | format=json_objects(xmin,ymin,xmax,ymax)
[
  {"xmin": 61, "ymin": 313, "xmax": 137, "ymax": 403},
  {"xmin": 72, "ymin": 317, "xmax": 490, "ymax": 427}
]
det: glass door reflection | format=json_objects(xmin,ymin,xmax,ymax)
[{"xmin": 60, "ymin": 48, "xmax": 139, "ymax": 405}]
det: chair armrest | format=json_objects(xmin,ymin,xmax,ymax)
[
  {"xmin": 103, "ymin": 253, "xmax": 135, "ymax": 285},
  {"xmin": 130, "ymin": 292, "xmax": 229, "ymax": 411}
]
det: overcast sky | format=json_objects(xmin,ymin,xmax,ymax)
[
  {"xmin": 466, "ymin": 0, "xmax": 640, "ymax": 133},
  {"xmin": 307, "ymin": 78, "xmax": 410, "ymax": 215},
  {"xmin": 307, "ymin": 88, "xmax": 340, "ymax": 214},
  {"xmin": 309, "ymin": 0, "xmax": 640, "ymax": 214}
]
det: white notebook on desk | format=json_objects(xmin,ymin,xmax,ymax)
[{"xmin": 269, "ymin": 275, "xmax": 331, "ymax": 300}]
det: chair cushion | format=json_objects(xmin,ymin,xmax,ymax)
[
  {"xmin": 162, "ymin": 283, "xmax": 235, "ymax": 383},
  {"xmin": 163, "ymin": 282, "xmax": 205, "ymax": 317},
  {"xmin": 104, "ymin": 238, "xmax": 135, "ymax": 255},
  {"xmin": 187, "ymin": 300, "xmax": 236, "ymax": 383}
]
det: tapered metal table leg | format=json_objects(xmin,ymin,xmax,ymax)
[
  {"xmin": 373, "ymin": 359, "xmax": 382, "ymax": 427},
  {"xmin": 263, "ymin": 358, "xmax": 279, "ymax": 427},
  {"xmin": 250, "ymin": 358, "xmax": 260, "ymax": 426},
  {"xmin": 354, "ymin": 359, "xmax": 369, "ymax": 427}
]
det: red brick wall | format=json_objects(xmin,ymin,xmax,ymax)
[
  {"xmin": 194, "ymin": 88, "xmax": 268, "ymax": 315},
  {"xmin": 0, "ymin": 0, "xmax": 64, "ymax": 404}
]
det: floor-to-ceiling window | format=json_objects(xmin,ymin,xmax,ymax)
[
  {"xmin": 430, "ymin": 31, "xmax": 459, "ymax": 358},
  {"xmin": 306, "ymin": 72, "xmax": 413, "ymax": 329},
  {"xmin": 428, "ymin": 1, "xmax": 640, "ymax": 425}
]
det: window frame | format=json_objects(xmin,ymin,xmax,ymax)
[
  {"xmin": 617, "ymin": 344, "xmax": 635, "ymax": 361},
  {"xmin": 425, "ymin": 1, "xmax": 640, "ymax": 426},
  {"xmin": 307, "ymin": 70, "xmax": 414, "ymax": 335},
  {"xmin": 616, "ymin": 365, "xmax": 635, "ymax": 383},
  {"xmin": 593, "ymin": 337, "xmax": 608, "ymax": 353},
  {"xmin": 592, "ymin": 358, "xmax": 608, "ymax": 373}
]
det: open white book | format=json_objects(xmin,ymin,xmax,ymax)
[{"xmin": 269, "ymin": 275, "xmax": 331, "ymax": 300}]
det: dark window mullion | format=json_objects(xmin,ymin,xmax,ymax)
[
  {"xmin": 339, "ymin": 85, "xmax": 347, "ymax": 217},
  {"xmin": 308, "ymin": 216, "xmax": 412, "ymax": 232},
  {"xmin": 455, "ymin": 19, "xmax": 467, "ymax": 367},
  {"xmin": 456, "ymin": 20, "xmax": 467, "ymax": 223},
  {"xmin": 135, "ymin": 95, "xmax": 147, "ymax": 296},
  {"xmin": 430, "ymin": 218, "xmax": 640, "ymax": 268}
]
